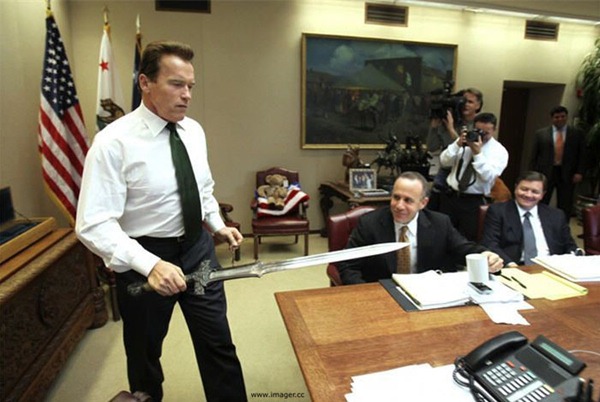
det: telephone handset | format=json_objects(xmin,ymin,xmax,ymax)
[{"xmin": 454, "ymin": 331, "xmax": 586, "ymax": 402}]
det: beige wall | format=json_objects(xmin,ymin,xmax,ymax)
[{"xmin": 1, "ymin": 0, "xmax": 598, "ymax": 233}]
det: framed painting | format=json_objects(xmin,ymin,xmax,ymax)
[
  {"xmin": 155, "ymin": 0, "xmax": 211, "ymax": 13},
  {"xmin": 301, "ymin": 33, "xmax": 457, "ymax": 149},
  {"xmin": 349, "ymin": 168, "xmax": 377, "ymax": 192}
]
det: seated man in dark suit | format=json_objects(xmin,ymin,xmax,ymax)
[
  {"xmin": 481, "ymin": 171, "xmax": 579, "ymax": 267},
  {"xmin": 338, "ymin": 171, "xmax": 503, "ymax": 285}
]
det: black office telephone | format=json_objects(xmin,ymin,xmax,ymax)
[{"xmin": 454, "ymin": 331, "xmax": 588, "ymax": 402}]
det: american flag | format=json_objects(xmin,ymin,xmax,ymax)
[{"xmin": 38, "ymin": 13, "xmax": 89, "ymax": 225}]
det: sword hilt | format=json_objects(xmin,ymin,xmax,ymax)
[{"xmin": 127, "ymin": 260, "xmax": 215, "ymax": 296}]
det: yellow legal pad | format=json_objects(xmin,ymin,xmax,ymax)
[{"xmin": 498, "ymin": 268, "xmax": 587, "ymax": 300}]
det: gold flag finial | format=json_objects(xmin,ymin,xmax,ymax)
[
  {"xmin": 103, "ymin": 6, "xmax": 109, "ymax": 25},
  {"xmin": 46, "ymin": 0, "xmax": 52, "ymax": 17}
]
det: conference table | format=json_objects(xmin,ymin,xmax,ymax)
[{"xmin": 275, "ymin": 270, "xmax": 600, "ymax": 401}]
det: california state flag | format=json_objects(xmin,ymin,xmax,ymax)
[{"xmin": 96, "ymin": 21, "xmax": 125, "ymax": 132}]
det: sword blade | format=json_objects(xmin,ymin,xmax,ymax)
[{"xmin": 206, "ymin": 242, "xmax": 407, "ymax": 284}]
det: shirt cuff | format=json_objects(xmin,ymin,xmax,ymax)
[{"xmin": 130, "ymin": 252, "xmax": 161, "ymax": 277}]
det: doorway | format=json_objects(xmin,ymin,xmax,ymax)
[{"xmin": 498, "ymin": 82, "xmax": 565, "ymax": 189}]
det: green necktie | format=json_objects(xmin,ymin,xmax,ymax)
[{"xmin": 167, "ymin": 122, "xmax": 202, "ymax": 242}]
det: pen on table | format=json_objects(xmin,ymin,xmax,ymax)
[
  {"xmin": 510, "ymin": 276, "xmax": 527, "ymax": 289},
  {"xmin": 500, "ymin": 274, "xmax": 513, "ymax": 282}
]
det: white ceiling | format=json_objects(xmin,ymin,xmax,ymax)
[{"xmin": 409, "ymin": 0, "xmax": 600, "ymax": 23}]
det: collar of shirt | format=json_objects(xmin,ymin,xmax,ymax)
[
  {"xmin": 552, "ymin": 125, "xmax": 567, "ymax": 140},
  {"xmin": 394, "ymin": 212, "xmax": 419, "ymax": 239},
  {"xmin": 138, "ymin": 102, "xmax": 192, "ymax": 138},
  {"xmin": 515, "ymin": 202, "xmax": 538, "ymax": 221}
]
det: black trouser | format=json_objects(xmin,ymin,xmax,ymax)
[
  {"xmin": 439, "ymin": 190, "xmax": 489, "ymax": 242},
  {"xmin": 115, "ymin": 230, "xmax": 247, "ymax": 402},
  {"xmin": 543, "ymin": 166, "xmax": 575, "ymax": 218}
]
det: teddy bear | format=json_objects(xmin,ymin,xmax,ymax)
[{"xmin": 257, "ymin": 174, "xmax": 289, "ymax": 210}]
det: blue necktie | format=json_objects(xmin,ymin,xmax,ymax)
[
  {"xmin": 168, "ymin": 122, "xmax": 202, "ymax": 242},
  {"xmin": 522, "ymin": 212, "xmax": 537, "ymax": 265}
]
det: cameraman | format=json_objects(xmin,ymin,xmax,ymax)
[
  {"xmin": 438, "ymin": 112, "xmax": 509, "ymax": 241},
  {"xmin": 427, "ymin": 88, "xmax": 484, "ymax": 210}
]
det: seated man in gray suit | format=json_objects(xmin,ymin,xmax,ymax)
[
  {"xmin": 338, "ymin": 171, "xmax": 503, "ymax": 285},
  {"xmin": 481, "ymin": 171, "xmax": 579, "ymax": 267}
]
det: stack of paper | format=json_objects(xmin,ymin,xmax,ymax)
[
  {"xmin": 392, "ymin": 270, "xmax": 470, "ymax": 309},
  {"xmin": 392, "ymin": 271, "xmax": 523, "ymax": 310},
  {"xmin": 533, "ymin": 255, "xmax": 600, "ymax": 282},
  {"xmin": 498, "ymin": 268, "xmax": 588, "ymax": 300},
  {"xmin": 346, "ymin": 363, "xmax": 472, "ymax": 402}
]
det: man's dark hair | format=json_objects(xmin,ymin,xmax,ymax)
[
  {"xmin": 474, "ymin": 112, "xmax": 497, "ymax": 129},
  {"xmin": 515, "ymin": 171, "xmax": 548, "ymax": 192},
  {"xmin": 550, "ymin": 105, "xmax": 568, "ymax": 116},
  {"xmin": 464, "ymin": 87, "xmax": 483, "ymax": 112},
  {"xmin": 397, "ymin": 171, "xmax": 430, "ymax": 199},
  {"xmin": 139, "ymin": 41, "xmax": 194, "ymax": 83}
]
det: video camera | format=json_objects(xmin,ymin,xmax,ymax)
[{"xmin": 429, "ymin": 80, "xmax": 466, "ymax": 125}]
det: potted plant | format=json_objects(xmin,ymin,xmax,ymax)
[{"xmin": 575, "ymin": 37, "xmax": 600, "ymax": 218}]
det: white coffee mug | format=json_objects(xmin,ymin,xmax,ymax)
[{"xmin": 466, "ymin": 253, "xmax": 489, "ymax": 283}]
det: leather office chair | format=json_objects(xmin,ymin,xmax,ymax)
[
  {"xmin": 477, "ymin": 204, "xmax": 490, "ymax": 243},
  {"xmin": 251, "ymin": 167, "xmax": 309, "ymax": 260},
  {"xmin": 583, "ymin": 204, "xmax": 600, "ymax": 255},
  {"xmin": 326, "ymin": 206, "xmax": 376, "ymax": 286}
]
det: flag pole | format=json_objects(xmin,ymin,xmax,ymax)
[{"xmin": 103, "ymin": 6, "xmax": 110, "ymax": 35}]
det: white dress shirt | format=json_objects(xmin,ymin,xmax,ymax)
[
  {"xmin": 394, "ymin": 213, "xmax": 419, "ymax": 272},
  {"xmin": 75, "ymin": 104, "xmax": 224, "ymax": 276},
  {"xmin": 440, "ymin": 137, "xmax": 509, "ymax": 196},
  {"xmin": 515, "ymin": 203, "xmax": 550, "ymax": 262}
]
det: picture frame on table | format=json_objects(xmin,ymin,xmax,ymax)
[
  {"xmin": 349, "ymin": 168, "xmax": 377, "ymax": 192},
  {"xmin": 301, "ymin": 33, "xmax": 457, "ymax": 149}
]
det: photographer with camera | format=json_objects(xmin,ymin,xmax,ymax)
[
  {"xmin": 427, "ymin": 87, "xmax": 484, "ymax": 210},
  {"xmin": 438, "ymin": 112, "xmax": 509, "ymax": 241}
]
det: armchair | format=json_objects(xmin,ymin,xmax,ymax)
[
  {"xmin": 326, "ymin": 206, "xmax": 376, "ymax": 286},
  {"xmin": 251, "ymin": 167, "xmax": 310, "ymax": 260},
  {"xmin": 583, "ymin": 204, "xmax": 600, "ymax": 255}
]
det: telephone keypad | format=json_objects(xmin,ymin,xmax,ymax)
[{"xmin": 482, "ymin": 360, "xmax": 553, "ymax": 402}]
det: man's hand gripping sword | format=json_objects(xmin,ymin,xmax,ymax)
[{"xmin": 127, "ymin": 242, "xmax": 406, "ymax": 296}]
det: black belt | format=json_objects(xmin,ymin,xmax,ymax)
[{"xmin": 135, "ymin": 235, "xmax": 188, "ymax": 244}]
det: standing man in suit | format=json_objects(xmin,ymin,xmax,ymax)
[
  {"xmin": 338, "ymin": 171, "xmax": 503, "ymax": 285},
  {"xmin": 530, "ymin": 106, "xmax": 586, "ymax": 218},
  {"xmin": 76, "ymin": 41, "xmax": 246, "ymax": 401},
  {"xmin": 481, "ymin": 171, "xmax": 579, "ymax": 267}
]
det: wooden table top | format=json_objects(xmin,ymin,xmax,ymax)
[{"xmin": 275, "ymin": 276, "xmax": 600, "ymax": 402}]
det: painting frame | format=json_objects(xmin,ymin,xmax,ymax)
[
  {"xmin": 155, "ymin": 0, "xmax": 211, "ymax": 13},
  {"xmin": 301, "ymin": 33, "xmax": 457, "ymax": 149},
  {"xmin": 349, "ymin": 168, "xmax": 377, "ymax": 192}
]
